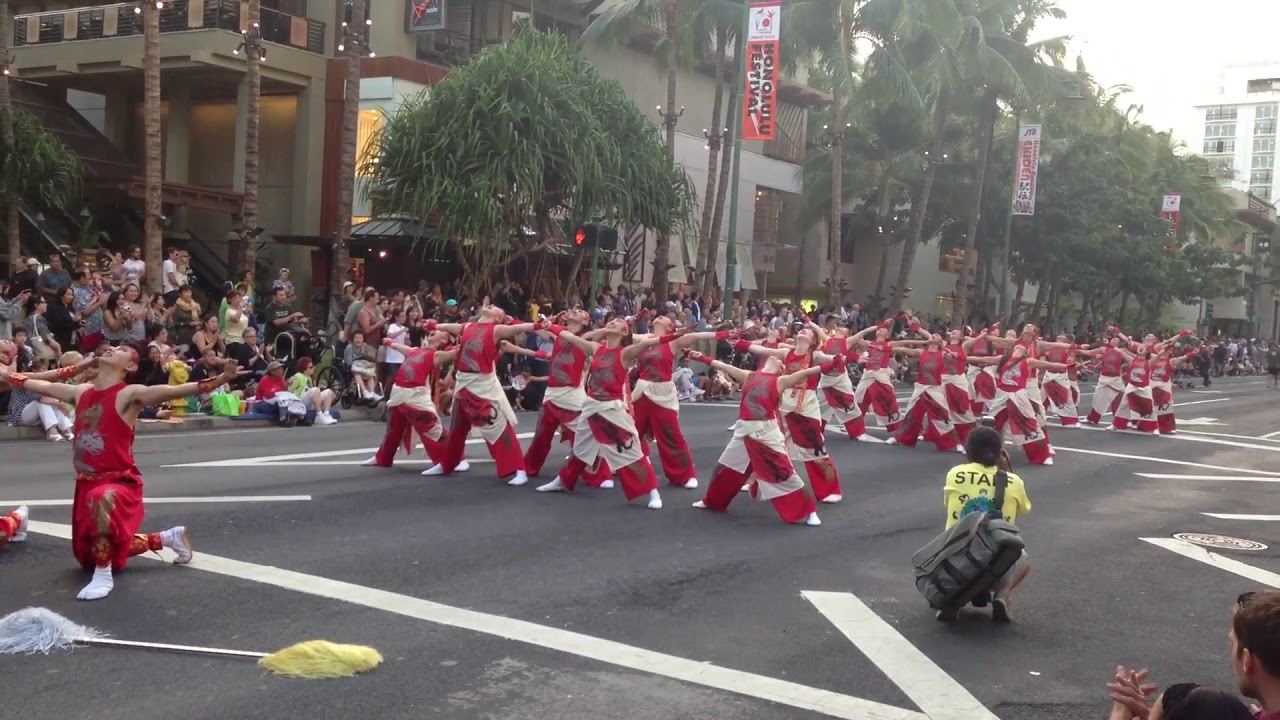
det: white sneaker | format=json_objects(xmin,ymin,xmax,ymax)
[
  {"xmin": 1041, "ymin": 457, "xmax": 1054, "ymax": 466},
  {"xmin": 315, "ymin": 412, "xmax": 338, "ymax": 426},
  {"xmin": 536, "ymin": 478, "xmax": 565, "ymax": 492},
  {"xmin": 422, "ymin": 460, "xmax": 470, "ymax": 476},
  {"xmin": 681, "ymin": 478, "xmax": 699, "ymax": 489},
  {"xmin": 9, "ymin": 505, "xmax": 28, "ymax": 543},
  {"xmin": 885, "ymin": 437, "xmax": 899, "ymax": 446},
  {"xmin": 692, "ymin": 500, "xmax": 708, "ymax": 509},
  {"xmin": 955, "ymin": 446, "xmax": 966, "ymax": 454},
  {"xmin": 161, "ymin": 526, "xmax": 193, "ymax": 564},
  {"xmin": 508, "ymin": 470, "xmax": 529, "ymax": 487},
  {"xmin": 361, "ymin": 456, "xmax": 381, "ymax": 467},
  {"xmin": 599, "ymin": 479, "xmax": 615, "ymax": 489},
  {"xmin": 821, "ymin": 494, "xmax": 842, "ymax": 504}
]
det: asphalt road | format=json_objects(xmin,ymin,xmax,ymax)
[{"xmin": 1, "ymin": 376, "xmax": 1277, "ymax": 720}]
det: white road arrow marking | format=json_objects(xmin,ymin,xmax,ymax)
[
  {"xmin": 803, "ymin": 591, "xmax": 999, "ymax": 720},
  {"xmin": 1135, "ymin": 474, "xmax": 1280, "ymax": 482},
  {"xmin": 1141, "ymin": 538, "xmax": 1280, "ymax": 588},
  {"xmin": 1178, "ymin": 417, "xmax": 1228, "ymax": 426},
  {"xmin": 1203, "ymin": 513, "xmax": 1280, "ymax": 521}
]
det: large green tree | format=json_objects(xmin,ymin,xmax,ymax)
[
  {"xmin": 0, "ymin": 111, "xmax": 81, "ymax": 257},
  {"xmin": 364, "ymin": 29, "xmax": 696, "ymax": 300}
]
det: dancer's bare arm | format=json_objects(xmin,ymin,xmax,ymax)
[
  {"xmin": 681, "ymin": 349, "xmax": 749, "ymax": 385},
  {"xmin": 0, "ymin": 375, "xmax": 86, "ymax": 404},
  {"xmin": 126, "ymin": 362, "xmax": 239, "ymax": 407},
  {"xmin": 425, "ymin": 321, "xmax": 465, "ymax": 335},
  {"xmin": 670, "ymin": 330, "xmax": 731, "ymax": 350},
  {"xmin": 498, "ymin": 340, "xmax": 539, "ymax": 358},
  {"xmin": 494, "ymin": 320, "xmax": 542, "ymax": 342},
  {"xmin": 779, "ymin": 354, "xmax": 846, "ymax": 390},
  {"xmin": 622, "ymin": 332, "xmax": 683, "ymax": 363},
  {"xmin": 736, "ymin": 341, "xmax": 789, "ymax": 359},
  {"xmin": 385, "ymin": 341, "xmax": 418, "ymax": 356},
  {"xmin": 550, "ymin": 328, "xmax": 601, "ymax": 356},
  {"xmin": 1028, "ymin": 359, "xmax": 1072, "ymax": 373}
]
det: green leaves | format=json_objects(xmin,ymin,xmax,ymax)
[
  {"xmin": 364, "ymin": 28, "xmax": 695, "ymax": 263},
  {"xmin": 0, "ymin": 110, "xmax": 81, "ymax": 207}
]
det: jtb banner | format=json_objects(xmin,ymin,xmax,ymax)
[
  {"xmin": 1161, "ymin": 193, "xmax": 1182, "ymax": 236},
  {"xmin": 1012, "ymin": 124, "xmax": 1042, "ymax": 216},
  {"xmin": 742, "ymin": 1, "xmax": 781, "ymax": 141}
]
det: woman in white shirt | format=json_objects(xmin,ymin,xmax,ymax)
[{"xmin": 382, "ymin": 307, "xmax": 409, "ymax": 395}]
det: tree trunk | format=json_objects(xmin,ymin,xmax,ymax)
[
  {"xmin": 332, "ymin": 0, "xmax": 366, "ymax": 309},
  {"xmin": 142, "ymin": 2, "xmax": 163, "ymax": 293},
  {"xmin": 241, "ymin": 0, "xmax": 263, "ymax": 278},
  {"xmin": 650, "ymin": 0, "xmax": 679, "ymax": 302},
  {"xmin": 0, "ymin": 0, "xmax": 15, "ymax": 264},
  {"xmin": 1117, "ymin": 292, "xmax": 1129, "ymax": 325},
  {"xmin": 1027, "ymin": 270, "xmax": 1050, "ymax": 326},
  {"xmin": 951, "ymin": 88, "xmax": 999, "ymax": 329},
  {"xmin": 1011, "ymin": 276, "xmax": 1026, "ymax": 324},
  {"xmin": 705, "ymin": 41, "xmax": 740, "ymax": 305},
  {"xmin": 696, "ymin": 29, "xmax": 728, "ymax": 299},
  {"xmin": 827, "ymin": 98, "xmax": 845, "ymax": 309},
  {"xmin": 892, "ymin": 90, "xmax": 949, "ymax": 314}
]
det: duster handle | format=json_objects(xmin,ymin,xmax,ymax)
[{"xmin": 77, "ymin": 637, "xmax": 268, "ymax": 659}]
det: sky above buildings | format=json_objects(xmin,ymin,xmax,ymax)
[{"xmin": 1039, "ymin": 0, "xmax": 1280, "ymax": 144}]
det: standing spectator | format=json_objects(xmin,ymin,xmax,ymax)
[
  {"xmin": 71, "ymin": 269, "xmax": 106, "ymax": 353},
  {"xmin": 0, "ymin": 288, "xmax": 29, "ymax": 340},
  {"xmin": 37, "ymin": 255, "xmax": 71, "ymax": 302},
  {"xmin": 161, "ymin": 247, "xmax": 181, "ymax": 305},
  {"xmin": 8, "ymin": 258, "xmax": 39, "ymax": 299},
  {"xmin": 272, "ymin": 268, "xmax": 296, "ymax": 301},
  {"xmin": 122, "ymin": 246, "xmax": 145, "ymax": 286},
  {"xmin": 171, "ymin": 285, "xmax": 201, "ymax": 347},
  {"xmin": 357, "ymin": 289, "xmax": 387, "ymax": 347},
  {"xmin": 24, "ymin": 294, "xmax": 60, "ymax": 362},
  {"xmin": 382, "ymin": 306, "xmax": 408, "ymax": 394},
  {"xmin": 264, "ymin": 287, "xmax": 303, "ymax": 345},
  {"xmin": 46, "ymin": 286, "xmax": 79, "ymax": 352},
  {"xmin": 222, "ymin": 290, "xmax": 250, "ymax": 347}
]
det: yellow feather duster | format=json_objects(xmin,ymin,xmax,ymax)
[{"xmin": 258, "ymin": 641, "xmax": 384, "ymax": 679}]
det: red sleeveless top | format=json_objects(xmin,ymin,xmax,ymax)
[
  {"xmin": 996, "ymin": 358, "xmax": 1030, "ymax": 392},
  {"xmin": 822, "ymin": 337, "xmax": 847, "ymax": 376},
  {"xmin": 864, "ymin": 341, "xmax": 893, "ymax": 371},
  {"xmin": 1099, "ymin": 348, "xmax": 1126, "ymax": 377},
  {"xmin": 1150, "ymin": 356, "xmax": 1173, "ymax": 383},
  {"xmin": 586, "ymin": 346, "xmax": 627, "ymax": 402},
  {"xmin": 917, "ymin": 349, "xmax": 944, "ymax": 386},
  {"xmin": 783, "ymin": 349, "xmax": 818, "ymax": 390},
  {"xmin": 738, "ymin": 372, "xmax": 781, "ymax": 421},
  {"xmin": 970, "ymin": 336, "xmax": 994, "ymax": 357},
  {"xmin": 1016, "ymin": 338, "xmax": 1040, "ymax": 361},
  {"xmin": 756, "ymin": 340, "xmax": 779, "ymax": 370},
  {"xmin": 456, "ymin": 322, "xmax": 499, "ymax": 374},
  {"xmin": 73, "ymin": 384, "xmax": 141, "ymax": 479},
  {"xmin": 548, "ymin": 335, "xmax": 588, "ymax": 389},
  {"xmin": 1126, "ymin": 357, "xmax": 1151, "ymax": 387},
  {"xmin": 942, "ymin": 345, "xmax": 967, "ymax": 375},
  {"xmin": 394, "ymin": 349, "xmax": 436, "ymax": 389},
  {"xmin": 636, "ymin": 342, "xmax": 675, "ymax": 383},
  {"xmin": 1045, "ymin": 345, "xmax": 1078, "ymax": 381}
]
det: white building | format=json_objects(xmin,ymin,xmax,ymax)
[{"xmin": 1192, "ymin": 64, "xmax": 1280, "ymax": 205}]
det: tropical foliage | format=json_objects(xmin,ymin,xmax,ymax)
[
  {"xmin": 364, "ymin": 29, "xmax": 696, "ymax": 300},
  {"xmin": 0, "ymin": 110, "xmax": 81, "ymax": 258}
]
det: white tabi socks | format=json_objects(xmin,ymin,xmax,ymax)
[
  {"xmin": 508, "ymin": 470, "xmax": 529, "ymax": 487},
  {"xmin": 422, "ymin": 460, "xmax": 471, "ymax": 476},
  {"xmin": 78, "ymin": 567, "xmax": 115, "ymax": 601},
  {"xmin": 805, "ymin": 512, "xmax": 822, "ymax": 526},
  {"xmin": 8, "ymin": 505, "xmax": 28, "ymax": 543},
  {"xmin": 680, "ymin": 478, "xmax": 699, "ymax": 489},
  {"xmin": 647, "ymin": 489, "xmax": 663, "ymax": 510}
]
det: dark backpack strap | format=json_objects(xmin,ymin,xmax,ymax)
[{"xmin": 992, "ymin": 470, "xmax": 1009, "ymax": 518}]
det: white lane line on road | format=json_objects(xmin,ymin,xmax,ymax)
[
  {"xmin": 804, "ymin": 591, "xmax": 998, "ymax": 720},
  {"xmin": 1052, "ymin": 446, "xmax": 1280, "ymax": 476},
  {"xmin": 1068, "ymin": 424, "xmax": 1280, "ymax": 454},
  {"xmin": 1172, "ymin": 398, "xmax": 1231, "ymax": 407},
  {"xmin": 1262, "ymin": 430, "xmax": 1280, "ymax": 440},
  {"xmin": 22, "ymin": 520, "xmax": 926, "ymax": 720},
  {"xmin": 0, "ymin": 495, "xmax": 312, "ymax": 507},
  {"xmin": 1203, "ymin": 513, "xmax": 1280, "ymax": 521},
  {"xmin": 163, "ymin": 433, "xmax": 535, "ymax": 467},
  {"xmin": 1141, "ymin": 537, "xmax": 1280, "ymax": 588},
  {"xmin": 1136, "ymin": 474, "xmax": 1280, "ymax": 483}
]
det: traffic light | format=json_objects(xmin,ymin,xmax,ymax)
[
  {"xmin": 1205, "ymin": 302, "xmax": 1214, "ymax": 321},
  {"xmin": 572, "ymin": 223, "xmax": 618, "ymax": 251}
]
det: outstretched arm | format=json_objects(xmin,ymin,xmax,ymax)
[
  {"xmin": 1, "ymin": 375, "xmax": 86, "ymax": 404},
  {"xmin": 671, "ymin": 330, "xmax": 732, "ymax": 349},
  {"xmin": 733, "ymin": 340, "xmax": 789, "ymax": 359},
  {"xmin": 622, "ymin": 331, "xmax": 684, "ymax": 363},
  {"xmin": 682, "ymin": 349, "xmax": 749, "ymax": 385},
  {"xmin": 1028, "ymin": 359, "xmax": 1071, "ymax": 373},
  {"xmin": 546, "ymin": 325, "xmax": 601, "ymax": 356},
  {"xmin": 422, "ymin": 320, "xmax": 465, "ymax": 336},
  {"xmin": 779, "ymin": 353, "xmax": 846, "ymax": 390},
  {"xmin": 125, "ymin": 362, "xmax": 240, "ymax": 408},
  {"xmin": 384, "ymin": 340, "xmax": 418, "ymax": 357}
]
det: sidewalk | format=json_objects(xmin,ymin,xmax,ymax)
[{"xmin": 0, "ymin": 406, "xmax": 382, "ymax": 442}]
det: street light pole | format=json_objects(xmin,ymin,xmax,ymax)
[
  {"xmin": 999, "ymin": 110, "xmax": 1020, "ymax": 319},
  {"xmin": 721, "ymin": 0, "xmax": 752, "ymax": 304}
]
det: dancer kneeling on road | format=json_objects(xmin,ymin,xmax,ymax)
[
  {"xmin": 536, "ymin": 317, "xmax": 687, "ymax": 509},
  {"xmin": 941, "ymin": 426, "xmax": 1032, "ymax": 622},
  {"xmin": 687, "ymin": 347, "xmax": 842, "ymax": 526}
]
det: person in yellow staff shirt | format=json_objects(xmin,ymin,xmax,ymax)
[{"xmin": 943, "ymin": 425, "xmax": 1032, "ymax": 622}]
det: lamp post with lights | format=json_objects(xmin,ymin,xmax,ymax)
[{"xmin": 332, "ymin": 0, "xmax": 374, "ymax": 304}]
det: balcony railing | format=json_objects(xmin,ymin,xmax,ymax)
[{"xmin": 14, "ymin": 0, "xmax": 326, "ymax": 55}]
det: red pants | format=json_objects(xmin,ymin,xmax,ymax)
[
  {"xmin": 373, "ymin": 405, "xmax": 450, "ymax": 467},
  {"xmin": 72, "ymin": 476, "xmax": 159, "ymax": 570},
  {"xmin": 971, "ymin": 372, "xmax": 996, "ymax": 415},
  {"xmin": 0, "ymin": 509, "xmax": 20, "ymax": 545},
  {"xmin": 633, "ymin": 395, "xmax": 697, "ymax": 485},
  {"xmin": 441, "ymin": 388, "xmax": 526, "ymax": 478},
  {"xmin": 894, "ymin": 392, "xmax": 959, "ymax": 451},
  {"xmin": 992, "ymin": 409, "xmax": 1052, "ymax": 465},
  {"xmin": 559, "ymin": 456, "xmax": 657, "ymax": 500},
  {"xmin": 828, "ymin": 417, "xmax": 867, "ymax": 440},
  {"xmin": 1153, "ymin": 386, "xmax": 1175, "ymax": 434},
  {"xmin": 783, "ymin": 412, "xmax": 840, "ymax": 500},
  {"xmin": 701, "ymin": 465, "xmax": 816, "ymax": 524},
  {"xmin": 523, "ymin": 401, "xmax": 578, "ymax": 476}
]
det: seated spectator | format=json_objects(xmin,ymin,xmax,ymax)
[
  {"xmin": 171, "ymin": 284, "xmax": 201, "ymax": 347},
  {"xmin": 10, "ymin": 328, "xmax": 33, "ymax": 369},
  {"xmin": 227, "ymin": 326, "xmax": 269, "ymax": 389},
  {"xmin": 342, "ymin": 331, "xmax": 381, "ymax": 403},
  {"xmin": 288, "ymin": 357, "xmax": 337, "ymax": 425},
  {"xmin": 148, "ymin": 325, "xmax": 176, "ymax": 362},
  {"xmin": 134, "ymin": 344, "xmax": 170, "ymax": 387},
  {"xmin": 188, "ymin": 313, "xmax": 225, "ymax": 360},
  {"xmin": 6, "ymin": 357, "xmax": 74, "ymax": 441},
  {"xmin": 939, "ymin": 426, "xmax": 1031, "ymax": 622},
  {"xmin": 673, "ymin": 356, "xmax": 705, "ymax": 403}
]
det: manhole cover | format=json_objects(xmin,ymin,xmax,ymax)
[{"xmin": 1173, "ymin": 533, "xmax": 1268, "ymax": 551}]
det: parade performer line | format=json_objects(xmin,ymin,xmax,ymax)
[{"xmin": 23, "ymin": 519, "xmax": 925, "ymax": 720}]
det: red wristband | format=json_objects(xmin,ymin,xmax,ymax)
[
  {"xmin": 658, "ymin": 334, "xmax": 679, "ymax": 345},
  {"xmin": 548, "ymin": 324, "xmax": 565, "ymax": 337}
]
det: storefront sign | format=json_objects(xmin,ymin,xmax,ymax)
[
  {"xmin": 406, "ymin": 0, "xmax": 445, "ymax": 32},
  {"xmin": 742, "ymin": 1, "xmax": 781, "ymax": 141}
]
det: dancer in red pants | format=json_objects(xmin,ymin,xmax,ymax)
[
  {"xmin": 985, "ymin": 325, "xmax": 1074, "ymax": 454},
  {"xmin": 1084, "ymin": 335, "xmax": 1131, "ymax": 424},
  {"xmin": 1041, "ymin": 335, "xmax": 1090, "ymax": 426},
  {"xmin": 0, "ymin": 505, "xmax": 29, "ymax": 549},
  {"xmin": 631, "ymin": 315, "xmax": 729, "ymax": 489},
  {"xmin": 816, "ymin": 323, "xmax": 878, "ymax": 442},
  {"xmin": 688, "ymin": 348, "xmax": 837, "ymax": 526},
  {"xmin": 2, "ymin": 346, "xmax": 234, "ymax": 600},
  {"xmin": 736, "ymin": 325, "xmax": 846, "ymax": 503},
  {"xmin": 849, "ymin": 317, "xmax": 924, "ymax": 431},
  {"xmin": 1112, "ymin": 344, "xmax": 1157, "ymax": 433},
  {"xmin": 940, "ymin": 329, "xmax": 980, "ymax": 444},
  {"xmin": 364, "ymin": 330, "xmax": 457, "ymax": 469},
  {"xmin": 514, "ymin": 309, "xmax": 590, "ymax": 473},
  {"xmin": 966, "ymin": 324, "xmax": 1000, "ymax": 416},
  {"xmin": 536, "ymin": 318, "xmax": 684, "ymax": 509},
  {"xmin": 422, "ymin": 307, "xmax": 542, "ymax": 485},
  {"xmin": 969, "ymin": 345, "xmax": 1071, "ymax": 466},
  {"xmin": 888, "ymin": 334, "xmax": 965, "ymax": 452}
]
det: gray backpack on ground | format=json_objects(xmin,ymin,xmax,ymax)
[{"xmin": 911, "ymin": 470, "xmax": 1025, "ymax": 610}]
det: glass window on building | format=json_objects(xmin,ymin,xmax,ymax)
[
  {"xmin": 1257, "ymin": 104, "xmax": 1279, "ymax": 120},
  {"xmin": 1205, "ymin": 106, "xmax": 1239, "ymax": 121},
  {"xmin": 1255, "ymin": 118, "xmax": 1277, "ymax": 137},
  {"xmin": 1251, "ymin": 185, "xmax": 1273, "ymax": 199},
  {"xmin": 1254, "ymin": 137, "xmax": 1276, "ymax": 154},
  {"xmin": 1204, "ymin": 123, "xmax": 1237, "ymax": 138},
  {"xmin": 1252, "ymin": 154, "xmax": 1275, "ymax": 170},
  {"xmin": 1252, "ymin": 170, "xmax": 1273, "ymax": 186},
  {"xmin": 1204, "ymin": 139, "xmax": 1236, "ymax": 155}
]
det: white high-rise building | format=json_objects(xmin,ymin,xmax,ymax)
[{"xmin": 1192, "ymin": 64, "xmax": 1280, "ymax": 206}]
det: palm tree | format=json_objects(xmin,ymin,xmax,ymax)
[
  {"xmin": 143, "ymin": 1, "xmax": 163, "ymax": 292},
  {"xmin": 239, "ymin": 0, "xmax": 263, "ymax": 277},
  {"xmin": 332, "ymin": 0, "xmax": 367, "ymax": 302},
  {"xmin": 0, "ymin": 0, "xmax": 17, "ymax": 264},
  {"xmin": 695, "ymin": 21, "xmax": 729, "ymax": 300},
  {"xmin": 1, "ymin": 112, "xmax": 81, "ymax": 254}
]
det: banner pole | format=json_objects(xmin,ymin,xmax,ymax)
[{"xmin": 1000, "ymin": 113, "xmax": 1021, "ymax": 319}]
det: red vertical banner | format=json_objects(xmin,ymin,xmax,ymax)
[
  {"xmin": 1161, "ymin": 193, "xmax": 1182, "ymax": 236},
  {"xmin": 1011, "ymin": 124, "xmax": 1042, "ymax": 215},
  {"xmin": 742, "ymin": 1, "xmax": 781, "ymax": 141}
]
